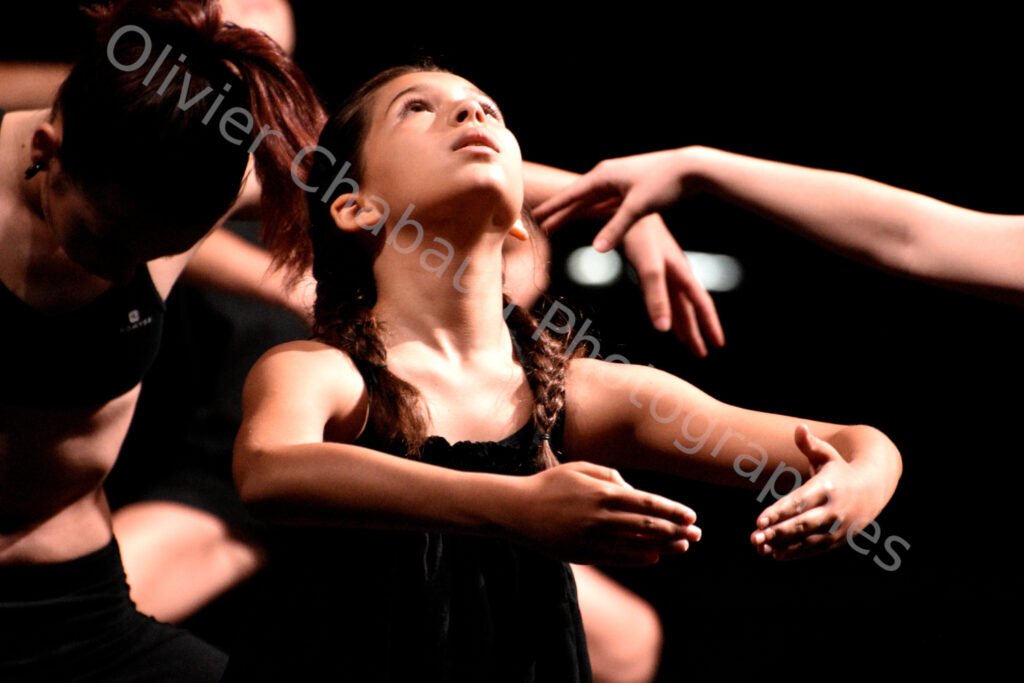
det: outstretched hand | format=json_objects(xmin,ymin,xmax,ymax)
[
  {"xmin": 621, "ymin": 215, "xmax": 725, "ymax": 356},
  {"xmin": 750, "ymin": 425, "xmax": 880, "ymax": 561},
  {"xmin": 509, "ymin": 461, "xmax": 702, "ymax": 567},
  {"xmin": 533, "ymin": 150, "xmax": 693, "ymax": 252},
  {"xmin": 531, "ymin": 151, "xmax": 724, "ymax": 355}
]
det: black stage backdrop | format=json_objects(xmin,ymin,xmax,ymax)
[{"xmin": 4, "ymin": 4, "xmax": 1020, "ymax": 677}]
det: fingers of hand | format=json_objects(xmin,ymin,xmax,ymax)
[
  {"xmin": 632, "ymin": 260, "xmax": 673, "ymax": 334},
  {"xmin": 670, "ymin": 295, "xmax": 706, "ymax": 358},
  {"xmin": 608, "ymin": 511, "xmax": 702, "ymax": 544},
  {"xmin": 534, "ymin": 170, "xmax": 621, "ymax": 226},
  {"xmin": 756, "ymin": 486, "xmax": 833, "ymax": 529},
  {"xmin": 667, "ymin": 256, "xmax": 725, "ymax": 349},
  {"xmin": 532, "ymin": 176, "xmax": 605, "ymax": 220},
  {"xmin": 537, "ymin": 198, "xmax": 588, "ymax": 233},
  {"xmin": 751, "ymin": 507, "xmax": 837, "ymax": 550},
  {"xmin": 605, "ymin": 488, "xmax": 698, "ymax": 528},
  {"xmin": 591, "ymin": 202, "xmax": 647, "ymax": 252}
]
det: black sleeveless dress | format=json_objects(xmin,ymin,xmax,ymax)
[{"xmin": 222, "ymin": 378, "xmax": 592, "ymax": 682}]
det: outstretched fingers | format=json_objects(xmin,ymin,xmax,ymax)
[
  {"xmin": 533, "ymin": 173, "xmax": 619, "ymax": 229},
  {"xmin": 604, "ymin": 484, "xmax": 698, "ymax": 527},
  {"xmin": 667, "ymin": 254, "xmax": 725, "ymax": 350},
  {"xmin": 756, "ymin": 484, "xmax": 833, "ymax": 531},
  {"xmin": 752, "ymin": 506, "xmax": 837, "ymax": 551}
]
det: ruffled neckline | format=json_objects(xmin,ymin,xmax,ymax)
[
  {"xmin": 418, "ymin": 419, "xmax": 544, "ymax": 477},
  {"xmin": 423, "ymin": 418, "xmax": 535, "ymax": 449}
]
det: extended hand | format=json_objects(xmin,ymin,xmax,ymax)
[
  {"xmin": 533, "ymin": 150, "xmax": 693, "ymax": 251},
  {"xmin": 508, "ymin": 461, "xmax": 701, "ymax": 566},
  {"xmin": 750, "ymin": 425, "xmax": 881, "ymax": 561},
  {"xmin": 621, "ymin": 215, "xmax": 725, "ymax": 356},
  {"xmin": 531, "ymin": 153, "xmax": 724, "ymax": 355}
]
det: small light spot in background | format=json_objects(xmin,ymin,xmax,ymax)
[
  {"xmin": 567, "ymin": 247, "xmax": 743, "ymax": 292},
  {"xmin": 684, "ymin": 251, "xmax": 743, "ymax": 292},
  {"xmin": 565, "ymin": 247, "xmax": 623, "ymax": 287}
]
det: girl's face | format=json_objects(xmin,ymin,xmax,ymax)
[{"xmin": 358, "ymin": 71, "xmax": 524, "ymax": 228}]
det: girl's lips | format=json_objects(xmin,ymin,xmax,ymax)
[{"xmin": 453, "ymin": 130, "xmax": 500, "ymax": 153}]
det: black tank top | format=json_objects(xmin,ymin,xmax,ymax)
[
  {"xmin": 0, "ymin": 109, "xmax": 166, "ymax": 406},
  {"xmin": 223, "ymin": 345, "xmax": 592, "ymax": 683}
]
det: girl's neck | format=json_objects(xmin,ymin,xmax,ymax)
[{"xmin": 372, "ymin": 223, "xmax": 511, "ymax": 363}]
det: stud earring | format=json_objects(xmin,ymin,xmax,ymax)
[
  {"xmin": 509, "ymin": 218, "xmax": 528, "ymax": 241},
  {"xmin": 24, "ymin": 162, "xmax": 46, "ymax": 180}
]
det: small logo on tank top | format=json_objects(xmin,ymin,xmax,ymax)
[{"xmin": 120, "ymin": 308, "xmax": 153, "ymax": 333}]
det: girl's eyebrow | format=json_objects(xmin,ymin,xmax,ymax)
[{"xmin": 386, "ymin": 85, "xmax": 426, "ymax": 113}]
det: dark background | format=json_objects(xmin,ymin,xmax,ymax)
[{"xmin": 5, "ymin": 3, "xmax": 1020, "ymax": 676}]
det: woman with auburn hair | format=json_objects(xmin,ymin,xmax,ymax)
[
  {"xmin": 225, "ymin": 65, "xmax": 902, "ymax": 681},
  {"xmin": 0, "ymin": 1, "xmax": 324, "ymax": 679}
]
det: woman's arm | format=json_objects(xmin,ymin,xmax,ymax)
[
  {"xmin": 534, "ymin": 147, "xmax": 1024, "ymax": 303},
  {"xmin": 180, "ymin": 227, "xmax": 314, "ymax": 321},
  {"xmin": 0, "ymin": 62, "xmax": 71, "ymax": 110},
  {"xmin": 232, "ymin": 341, "xmax": 700, "ymax": 565},
  {"xmin": 563, "ymin": 358, "xmax": 902, "ymax": 559}
]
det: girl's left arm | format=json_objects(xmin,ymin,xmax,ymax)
[{"xmin": 562, "ymin": 359, "xmax": 902, "ymax": 560}]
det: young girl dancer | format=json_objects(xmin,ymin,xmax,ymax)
[{"xmin": 225, "ymin": 65, "xmax": 902, "ymax": 681}]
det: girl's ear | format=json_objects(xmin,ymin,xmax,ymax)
[{"xmin": 329, "ymin": 193, "xmax": 385, "ymax": 234}]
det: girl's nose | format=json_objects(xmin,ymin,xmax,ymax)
[{"xmin": 451, "ymin": 99, "xmax": 486, "ymax": 126}]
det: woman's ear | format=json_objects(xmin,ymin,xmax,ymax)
[
  {"xmin": 29, "ymin": 121, "xmax": 61, "ymax": 166},
  {"xmin": 329, "ymin": 193, "xmax": 385, "ymax": 234}
]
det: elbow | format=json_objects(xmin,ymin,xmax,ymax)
[
  {"xmin": 232, "ymin": 442, "xmax": 314, "ymax": 524},
  {"xmin": 855, "ymin": 423, "xmax": 903, "ymax": 485},
  {"xmin": 232, "ymin": 442, "xmax": 278, "ymax": 510},
  {"xmin": 867, "ymin": 195, "xmax": 937, "ymax": 280}
]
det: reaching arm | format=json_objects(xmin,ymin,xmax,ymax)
[
  {"xmin": 534, "ymin": 146, "xmax": 1024, "ymax": 303},
  {"xmin": 232, "ymin": 341, "xmax": 700, "ymax": 565},
  {"xmin": 563, "ymin": 358, "xmax": 902, "ymax": 559},
  {"xmin": 0, "ymin": 62, "xmax": 71, "ymax": 110},
  {"xmin": 181, "ymin": 227, "xmax": 314, "ymax": 322}
]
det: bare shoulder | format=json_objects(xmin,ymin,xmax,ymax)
[
  {"xmin": 247, "ymin": 339, "xmax": 363, "ymax": 398},
  {"xmin": 241, "ymin": 339, "xmax": 369, "ymax": 442},
  {"xmin": 566, "ymin": 357, "xmax": 670, "ymax": 396}
]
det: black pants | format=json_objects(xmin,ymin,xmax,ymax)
[{"xmin": 0, "ymin": 539, "xmax": 227, "ymax": 682}]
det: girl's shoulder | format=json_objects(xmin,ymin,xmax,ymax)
[{"xmin": 243, "ymin": 339, "xmax": 369, "ymax": 434}]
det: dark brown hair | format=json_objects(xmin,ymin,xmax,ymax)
[
  {"xmin": 54, "ymin": 0, "xmax": 324, "ymax": 242},
  {"xmin": 288, "ymin": 64, "xmax": 574, "ymax": 466}
]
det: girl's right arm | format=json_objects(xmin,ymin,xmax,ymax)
[{"xmin": 232, "ymin": 341, "xmax": 700, "ymax": 565}]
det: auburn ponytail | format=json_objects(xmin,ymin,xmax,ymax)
[{"xmin": 211, "ymin": 21, "xmax": 326, "ymax": 276}]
